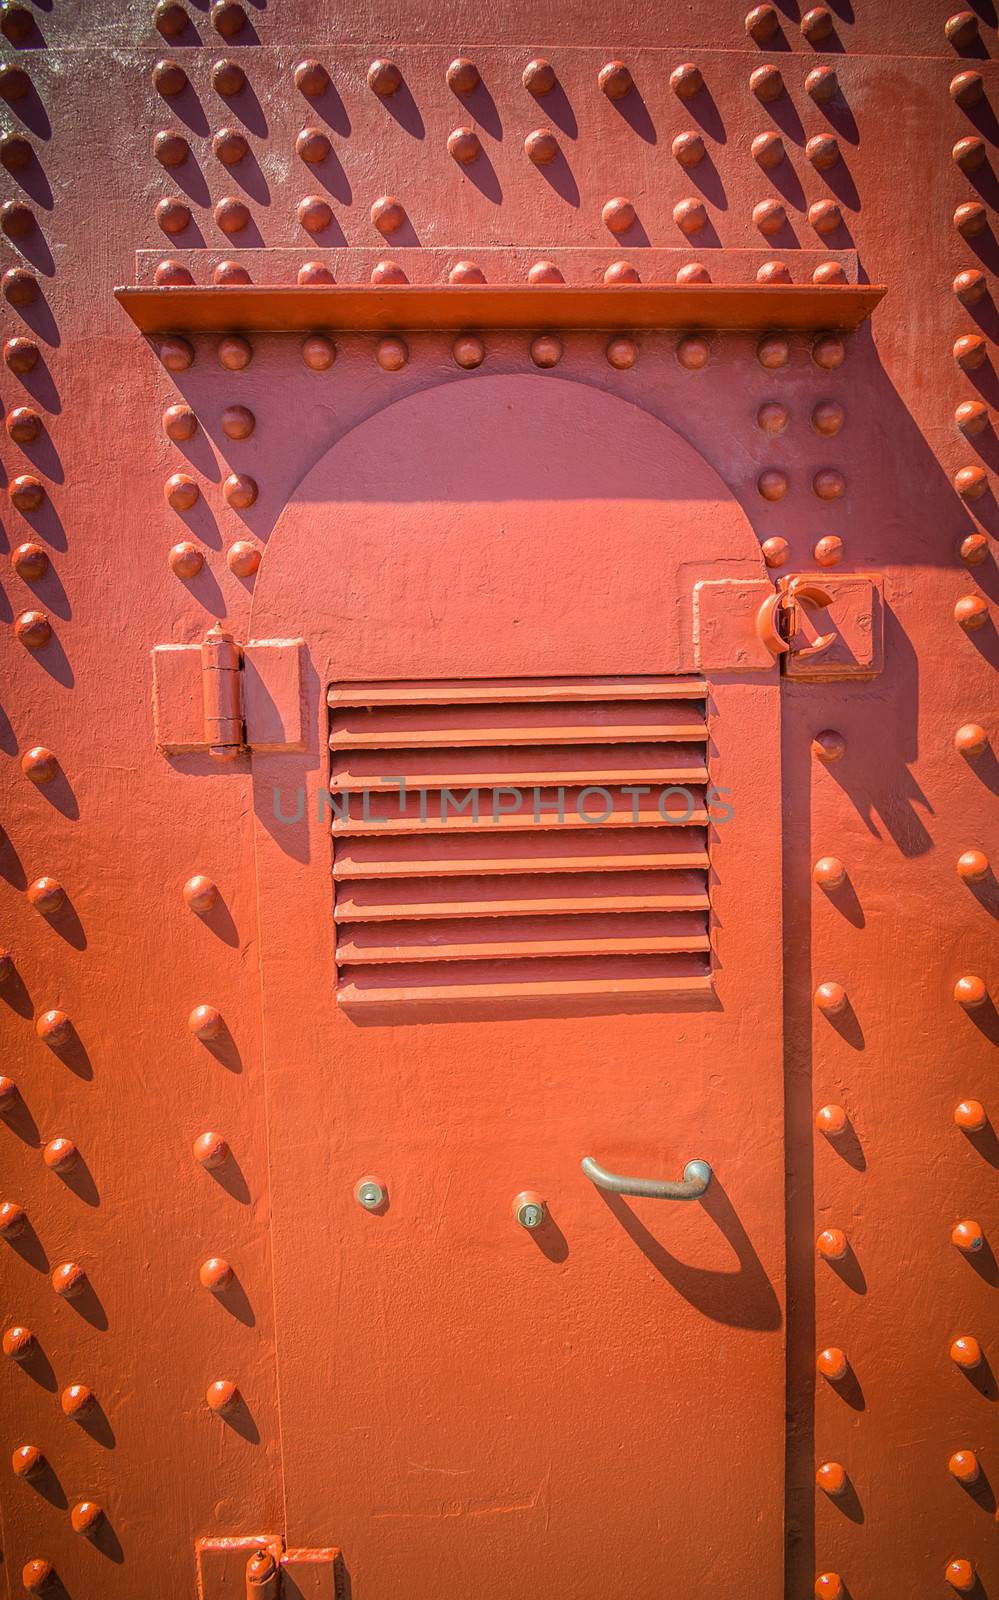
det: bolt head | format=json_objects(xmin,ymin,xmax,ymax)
[{"xmin": 355, "ymin": 1176, "xmax": 386, "ymax": 1210}]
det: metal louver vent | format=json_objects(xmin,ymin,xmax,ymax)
[{"xmin": 327, "ymin": 677, "xmax": 713, "ymax": 1007}]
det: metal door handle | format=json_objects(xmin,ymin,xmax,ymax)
[{"xmin": 580, "ymin": 1155, "xmax": 712, "ymax": 1200}]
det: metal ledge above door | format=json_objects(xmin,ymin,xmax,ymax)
[{"xmin": 114, "ymin": 281, "xmax": 886, "ymax": 336}]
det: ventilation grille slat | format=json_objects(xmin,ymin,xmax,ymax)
[{"xmin": 329, "ymin": 677, "xmax": 712, "ymax": 1007}]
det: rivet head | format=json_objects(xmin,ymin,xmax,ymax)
[
  {"xmin": 810, "ymin": 400, "xmax": 844, "ymax": 437},
  {"xmin": 948, "ymin": 1449, "xmax": 980, "ymax": 1483},
  {"xmin": 673, "ymin": 197, "xmax": 708, "ymax": 236},
  {"xmin": 670, "ymin": 63, "xmax": 704, "ymax": 100},
  {"xmin": 1, "ymin": 134, "xmax": 32, "ymax": 172},
  {"xmin": 955, "ymin": 201, "xmax": 988, "ymax": 238},
  {"xmin": 745, "ymin": 4, "xmax": 780, "ymax": 42},
  {"xmin": 12, "ymin": 1444, "xmax": 44, "ymax": 1477},
  {"xmin": 802, "ymin": 5, "xmax": 834, "ymax": 42},
  {"xmin": 298, "ymin": 195, "xmax": 332, "ymax": 234},
  {"xmin": 757, "ymin": 468, "xmax": 789, "ymax": 501},
  {"xmin": 298, "ymin": 261, "xmax": 334, "ymax": 285},
  {"xmin": 602, "ymin": 196, "xmax": 636, "ymax": 235},
  {"xmin": 371, "ymin": 259, "xmax": 407, "ymax": 285},
  {"xmin": 157, "ymin": 335, "xmax": 195, "ymax": 372},
  {"xmin": 294, "ymin": 59, "xmax": 328, "ymax": 97},
  {"xmin": 757, "ymin": 401, "xmax": 789, "ymax": 435},
  {"xmin": 814, "ymin": 535, "xmax": 843, "ymax": 567},
  {"xmin": 0, "ymin": 1071, "xmax": 17, "ymax": 1105},
  {"xmin": 169, "ymin": 542, "xmax": 203, "ymax": 578},
  {"xmin": 376, "ymin": 336, "xmax": 408, "ymax": 371},
  {"xmin": 219, "ymin": 333, "xmax": 252, "ymax": 370},
  {"xmin": 953, "ymin": 135, "xmax": 987, "ymax": 174},
  {"xmin": 155, "ymin": 197, "xmax": 191, "ymax": 236},
  {"xmin": 4, "ymin": 335, "xmax": 39, "ymax": 372},
  {"xmin": 448, "ymin": 126, "xmax": 481, "ymax": 164},
  {"xmin": 676, "ymin": 335, "xmax": 711, "ymax": 371},
  {"xmin": 446, "ymin": 57, "xmax": 479, "ymax": 94},
  {"xmin": 816, "ymin": 1346, "xmax": 848, "ymax": 1381},
  {"xmin": 193, "ymin": 1131, "xmax": 230, "ymax": 1169},
  {"xmin": 220, "ymin": 403, "xmax": 254, "ymax": 440},
  {"xmin": 954, "ymin": 271, "xmax": 988, "ymax": 313},
  {"xmin": 15, "ymin": 610, "xmax": 51, "ymax": 649},
  {"xmin": 215, "ymin": 196, "xmax": 250, "ymax": 235},
  {"xmin": 806, "ymin": 134, "xmax": 839, "ymax": 170},
  {"xmin": 223, "ymin": 471, "xmax": 257, "ymax": 510},
  {"xmin": 955, "ymin": 465, "xmax": 988, "ymax": 501},
  {"xmin": 165, "ymin": 471, "xmax": 199, "ymax": 511},
  {"xmin": 954, "ymin": 594, "xmax": 989, "ymax": 631},
  {"xmin": 452, "ymin": 335, "xmax": 484, "ymax": 369},
  {"xmin": 815, "ymin": 980, "xmax": 847, "ymax": 1015},
  {"xmin": 51, "ymin": 1261, "xmax": 87, "ymax": 1299},
  {"xmin": 954, "ymin": 722, "xmax": 988, "ymax": 756},
  {"xmin": 814, "ymin": 1578, "xmax": 844, "ymax": 1600},
  {"xmin": 757, "ymin": 260, "xmax": 791, "ymax": 285},
  {"xmin": 528, "ymin": 260, "xmax": 564, "ymax": 285},
  {"xmin": 154, "ymin": 0, "xmax": 188, "ymax": 37},
  {"xmin": 22, "ymin": 1561, "xmax": 55, "ymax": 1595},
  {"xmin": 751, "ymin": 132, "xmax": 784, "ymax": 171},
  {"xmin": 757, "ymin": 334, "xmax": 789, "ymax": 369},
  {"xmin": 750, "ymin": 64, "xmax": 784, "ymax": 103},
  {"xmin": 189, "ymin": 1004, "xmax": 224, "ymax": 1041},
  {"xmin": 70, "ymin": 1500, "xmax": 104, "ymax": 1538},
  {"xmin": 753, "ymin": 198, "xmax": 787, "ymax": 237},
  {"xmin": 227, "ymin": 540, "xmax": 261, "ymax": 576},
  {"xmin": 606, "ymin": 336, "xmax": 637, "ymax": 371},
  {"xmin": 598, "ymin": 60, "xmax": 632, "ymax": 99},
  {"xmin": 3, "ymin": 1325, "xmax": 36, "ymax": 1360},
  {"xmin": 952, "ymin": 1219, "xmax": 984, "ymax": 1253},
  {"xmin": 676, "ymin": 262, "xmax": 710, "ymax": 285},
  {"xmin": 815, "ymin": 261, "xmax": 847, "ymax": 282},
  {"xmin": 27, "ymin": 876, "xmax": 64, "ymax": 914},
  {"xmin": 525, "ymin": 127, "xmax": 558, "ymax": 165},
  {"xmin": 816, "ymin": 1227, "xmax": 848, "ymax": 1260},
  {"xmin": 523, "ymin": 58, "xmax": 556, "ymax": 95},
  {"xmin": 199, "ymin": 1255, "xmax": 234, "ymax": 1290},
  {"xmin": 43, "ymin": 1137, "xmax": 77, "ymax": 1173},
  {"xmin": 954, "ymin": 1098, "xmax": 987, "ymax": 1131},
  {"xmin": 808, "ymin": 199, "xmax": 842, "ymax": 236},
  {"xmin": 22, "ymin": 746, "xmax": 58, "ymax": 784},
  {"xmin": 212, "ymin": 58, "xmax": 246, "ymax": 96},
  {"xmin": 355, "ymin": 1176, "xmax": 387, "ymax": 1210},
  {"xmin": 946, "ymin": 1560, "xmax": 976, "ymax": 1594},
  {"xmin": 813, "ymin": 468, "xmax": 845, "ymax": 501},
  {"xmin": 211, "ymin": 0, "xmax": 246, "ymax": 37},
  {"xmin": 183, "ymin": 875, "xmax": 219, "ymax": 912},
  {"xmin": 946, "ymin": 9, "xmax": 980, "ymax": 47},
  {"xmin": 955, "ymin": 401, "xmax": 989, "ymax": 438},
  {"xmin": 761, "ymin": 537, "xmax": 789, "ymax": 567},
  {"xmin": 530, "ymin": 334, "xmax": 563, "ymax": 368},
  {"xmin": 371, "ymin": 195, "xmax": 405, "ymax": 234},
  {"xmin": 163, "ymin": 402, "xmax": 197, "ymax": 442},
  {"xmin": 957, "ymin": 848, "xmax": 989, "ymax": 882},
  {"xmin": 812, "ymin": 334, "xmax": 845, "ymax": 370},
  {"xmin": 959, "ymin": 532, "xmax": 990, "ymax": 564},
  {"xmin": 213, "ymin": 127, "xmax": 248, "ymax": 166},
  {"xmin": 950, "ymin": 1335, "xmax": 982, "ymax": 1370},
  {"xmin": 806, "ymin": 65, "xmax": 839, "ymax": 102},
  {"xmin": 0, "ymin": 1200, "xmax": 27, "ymax": 1237},
  {"xmin": 815, "ymin": 1461, "xmax": 847, "ymax": 1496},
  {"xmin": 813, "ymin": 855, "xmax": 846, "ymax": 888},
  {"xmin": 950, "ymin": 69, "xmax": 984, "ymax": 106},
  {"xmin": 815, "ymin": 1102, "xmax": 849, "ymax": 1137},
  {"xmin": 153, "ymin": 57, "xmax": 188, "ymax": 95},
  {"xmin": 368, "ymin": 59, "xmax": 401, "ymax": 95},
  {"xmin": 450, "ymin": 260, "xmax": 485, "ymax": 284},
  {"xmin": 954, "ymin": 333, "xmax": 988, "ymax": 372},
  {"xmin": 302, "ymin": 333, "xmax": 336, "ymax": 370},
  {"xmin": 1, "ymin": 200, "xmax": 34, "ymax": 240},
  {"xmin": 954, "ymin": 974, "xmax": 988, "ymax": 1008},
  {"xmin": 296, "ymin": 126, "xmax": 331, "ymax": 165},
  {"xmin": 9, "ymin": 473, "xmax": 43, "ymax": 511},
  {"xmin": 672, "ymin": 130, "xmax": 705, "ymax": 168},
  {"xmin": 1, "ymin": 4, "xmax": 34, "ymax": 43},
  {"xmin": 35, "ymin": 1009, "xmax": 72, "ymax": 1045},
  {"xmin": 206, "ymin": 1378, "xmax": 241, "ymax": 1413},
  {"xmin": 156, "ymin": 260, "xmax": 194, "ymax": 290},
  {"xmin": 154, "ymin": 128, "xmax": 189, "ymax": 167}
]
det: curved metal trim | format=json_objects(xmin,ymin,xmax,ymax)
[{"xmin": 580, "ymin": 1155, "xmax": 712, "ymax": 1200}]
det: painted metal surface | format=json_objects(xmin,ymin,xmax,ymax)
[{"xmin": 0, "ymin": 3, "xmax": 995, "ymax": 1598}]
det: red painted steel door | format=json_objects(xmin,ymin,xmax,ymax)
[{"xmin": 250, "ymin": 375, "xmax": 786, "ymax": 1597}]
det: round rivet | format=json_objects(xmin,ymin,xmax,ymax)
[
  {"xmin": 674, "ymin": 197, "xmax": 708, "ymax": 235},
  {"xmin": 22, "ymin": 1560, "xmax": 54, "ymax": 1595},
  {"xmin": 957, "ymin": 848, "xmax": 989, "ymax": 882},
  {"xmin": 4, "ymin": 334, "xmax": 39, "ymax": 372},
  {"xmin": 606, "ymin": 336, "xmax": 637, "ymax": 370},
  {"xmin": 0, "ymin": 1201, "xmax": 27, "ymax": 1238},
  {"xmin": 376, "ymin": 336, "xmax": 408, "ymax": 371},
  {"xmin": 70, "ymin": 1500, "xmax": 104, "ymax": 1538},
  {"xmin": 955, "ymin": 594, "xmax": 989, "ymax": 631},
  {"xmin": 812, "ymin": 334, "xmax": 845, "ymax": 370},
  {"xmin": 183, "ymin": 875, "xmax": 219, "ymax": 912},
  {"xmin": 452, "ymin": 335, "xmax": 484, "ymax": 369},
  {"xmin": 757, "ymin": 401, "xmax": 789, "ymax": 435},
  {"xmin": 813, "ymin": 855, "xmax": 845, "ymax": 888},
  {"xmin": 154, "ymin": 0, "xmax": 188, "ymax": 37},
  {"xmin": 211, "ymin": 0, "xmax": 247, "ymax": 37},
  {"xmin": 956, "ymin": 402, "xmax": 989, "ymax": 438},
  {"xmin": 811, "ymin": 400, "xmax": 844, "ymax": 438},
  {"xmin": 513, "ymin": 1190, "xmax": 547, "ymax": 1228},
  {"xmin": 946, "ymin": 9, "xmax": 980, "ymax": 47},
  {"xmin": 757, "ymin": 334, "xmax": 789, "ymax": 369},
  {"xmin": 215, "ymin": 196, "xmax": 250, "ymax": 234},
  {"xmin": 153, "ymin": 57, "xmax": 188, "ymax": 95},
  {"xmin": 302, "ymin": 333, "xmax": 336, "ymax": 370},
  {"xmin": 9, "ymin": 473, "xmax": 43, "ymax": 511},
  {"xmin": 813, "ymin": 468, "xmax": 845, "ymax": 501},
  {"xmin": 761, "ymin": 537, "xmax": 789, "ymax": 567},
  {"xmin": 959, "ymin": 533, "xmax": 990, "ymax": 565},
  {"xmin": 206, "ymin": 1378, "xmax": 241, "ymax": 1413},
  {"xmin": 673, "ymin": 130, "xmax": 705, "ymax": 167},
  {"xmin": 294, "ymin": 59, "xmax": 328, "ymax": 97},
  {"xmin": 758, "ymin": 261, "xmax": 791, "ymax": 285},
  {"xmin": 676, "ymin": 262, "xmax": 710, "ymax": 285},
  {"xmin": 758, "ymin": 469, "xmax": 788, "ymax": 501},
  {"xmin": 298, "ymin": 262, "xmax": 334, "ymax": 285},
  {"xmin": 213, "ymin": 128, "xmax": 248, "ymax": 167},
  {"xmin": 815, "ymin": 1461, "xmax": 847, "ymax": 1496},
  {"xmin": 814, "ymin": 535, "xmax": 843, "ymax": 567},
  {"xmin": 15, "ymin": 610, "xmax": 51, "ymax": 649},
  {"xmin": 802, "ymin": 5, "xmax": 834, "ymax": 42},
  {"xmin": 954, "ymin": 1099, "xmax": 987, "ymax": 1130},
  {"xmin": 223, "ymin": 471, "xmax": 257, "ymax": 510},
  {"xmin": 0, "ymin": 200, "xmax": 33, "ymax": 241},
  {"xmin": 189, "ymin": 1004, "xmax": 224, "ymax": 1041},
  {"xmin": 676, "ymin": 335, "xmax": 711, "ymax": 371},
  {"xmin": 3, "ymin": 1325, "xmax": 35, "ymax": 1360},
  {"xmin": 806, "ymin": 134, "xmax": 839, "ymax": 171},
  {"xmin": 750, "ymin": 65, "xmax": 784, "ymax": 103},
  {"xmin": 355, "ymin": 1176, "xmax": 386, "ymax": 1209},
  {"xmin": 525, "ymin": 127, "xmax": 558, "ymax": 165},
  {"xmin": 815, "ymin": 264, "xmax": 848, "ymax": 287},
  {"xmin": 954, "ymin": 333, "xmax": 988, "ymax": 372},
  {"xmin": 12, "ymin": 1444, "xmax": 44, "ymax": 1477},
  {"xmin": 602, "ymin": 196, "xmax": 636, "ymax": 234},
  {"xmin": 815, "ymin": 980, "xmax": 847, "ymax": 1015},
  {"xmin": 954, "ymin": 723, "xmax": 988, "ymax": 756},
  {"xmin": 530, "ymin": 334, "xmax": 562, "ymax": 368},
  {"xmin": 371, "ymin": 195, "xmax": 405, "ymax": 234},
  {"xmin": 298, "ymin": 195, "xmax": 332, "ymax": 234},
  {"xmin": 955, "ymin": 201, "xmax": 988, "ymax": 238},
  {"xmin": 746, "ymin": 4, "xmax": 780, "ymax": 43},
  {"xmin": 753, "ymin": 198, "xmax": 786, "ymax": 237},
  {"xmin": 156, "ymin": 197, "xmax": 191, "ymax": 236},
  {"xmin": 200, "ymin": 1256, "xmax": 234, "ymax": 1291},
  {"xmin": 953, "ymin": 268, "xmax": 988, "ymax": 307},
  {"xmin": 806, "ymin": 65, "xmax": 839, "ymax": 103},
  {"xmin": 816, "ymin": 1346, "xmax": 848, "ymax": 1381},
  {"xmin": 950, "ymin": 1335, "xmax": 982, "ymax": 1369},
  {"xmin": 220, "ymin": 404, "xmax": 255, "ymax": 441},
  {"xmin": 446, "ymin": 58, "xmax": 479, "ymax": 94},
  {"xmin": 157, "ymin": 334, "xmax": 195, "ymax": 372},
  {"xmin": 951, "ymin": 69, "xmax": 984, "ymax": 107},
  {"xmin": 163, "ymin": 403, "xmax": 197, "ymax": 442},
  {"xmin": 165, "ymin": 472, "xmax": 199, "ymax": 511},
  {"xmin": 169, "ymin": 542, "xmax": 203, "ymax": 578},
  {"xmin": 523, "ymin": 58, "xmax": 556, "ymax": 95},
  {"xmin": 954, "ymin": 974, "xmax": 987, "ymax": 1008},
  {"xmin": 528, "ymin": 260, "xmax": 564, "ymax": 285},
  {"xmin": 809, "ymin": 200, "xmax": 842, "ymax": 236},
  {"xmin": 219, "ymin": 334, "xmax": 252, "ymax": 370},
  {"xmin": 751, "ymin": 132, "xmax": 784, "ymax": 171},
  {"xmin": 212, "ymin": 58, "xmax": 246, "ymax": 96},
  {"xmin": 952, "ymin": 1219, "xmax": 984, "ymax": 1254},
  {"xmin": 368, "ymin": 59, "xmax": 401, "ymax": 96},
  {"xmin": 448, "ymin": 126, "xmax": 480, "ymax": 164},
  {"xmin": 193, "ymin": 1131, "xmax": 230, "ymax": 1169},
  {"xmin": 371, "ymin": 259, "xmax": 407, "ymax": 284},
  {"xmin": 36, "ymin": 1009, "xmax": 72, "ymax": 1045},
  {"xmin": 43, "ymin": 1137, "xmax": 77, "ymax": 1173},
  {"xmin": 22, "ymin": 746, "xmax": 58, "ymax": 784},
  {"xmin": 1, "ymin": 134, "xmax": 32, "ymax": 171},
  {"xmin": 814, "ymin": 1577, "xmax": 843, "ymax": 1600},
  {"xmin": 0, "ymin": 3, "xmax": 34, "ymax": 43},
  {"xmin": 227, "ymin": 540, "xmax": 261, "ymax": 576},
  {"xmin": 948, "ymin": 1449, "xmax": 980, "ymax": 1483},
  {"xmin": 27, "ymin": 876, "xmax": 64, "ymax": 913},
  {"xmin": 953, "ymin": 135, "xmax": 987, "ymax": 175},
  {"xmin": 815, "ymin": 1103, "xmax": 849, "ymax": 1137},
  {"xmin": 670, "ymin": 63, "xmax": 704, "ymax": 100},
  {"xmin": 955, "ymin": 465, "xmax": 988, "ymax": 501},
  {"xmin": 598, "ymin": 60, "xmax": 632, "ymax": 99},
  {"xmin": 51, "ymin": 1261, "xmax": 86, "ymax": 1298},
  {"xmin": 154, "ymin": 128, "xmax": 189, "ymax": 168},
  {"xmin": 817, "ymin": 1227, "xmax": 848, "ymax": 1260},
  {"xmin": 450, "ymin": 260, "xmax": 485, "ymax": 284},
  {"xmin": 0, "ymin": 1073, "xmax": 16, "ymax": 1106},
  {"xmin": 296, "ymin": 126, "xmax": 331, "ymax": 165}
]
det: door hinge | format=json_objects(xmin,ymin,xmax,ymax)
[{"xmin": 151, "ymin": 629, "xmax": 307, "ymax": 757}]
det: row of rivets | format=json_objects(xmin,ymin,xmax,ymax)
[{"xmin": 153, "ymin": 257, "xmax": 850, "ymax": 288}]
